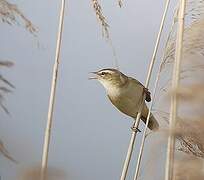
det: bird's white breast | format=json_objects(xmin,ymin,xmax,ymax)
[{"xmin": 99, "ymin": 79, "xmax": 121, "ymax": 97}]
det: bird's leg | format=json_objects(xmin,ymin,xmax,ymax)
[{"xmin": 131, "ymin": 126, "xmax": 141, "ymax": 132}]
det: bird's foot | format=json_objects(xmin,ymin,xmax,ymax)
[{"xmin": 131, "ymin": 126, "xmax": 141, "ymax": 132}]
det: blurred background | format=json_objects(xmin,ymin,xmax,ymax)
[{"xmin": 0, "ymin": 0, "xmax": 180, "ymax": 179}]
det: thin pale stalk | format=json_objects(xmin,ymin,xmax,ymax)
[
  {"xmin": 120, "ymin": 100, "xmax": 145, "ymax": 180},
  {"xmin": 109, "ymin": 38, "xmax": 120, "ymax": 70},
  {"xmin": 133, "ymin": 0, "xmax": 171, "ymax": 179},
  {"xmin": 120, "ymin": 0, "xmax": 169, "ymax": 179},
  {"xmin": 165, "ymin": 1, "xmax": 186, "ymax": 180},
  {"xmin": 40, "ymin": 1, "xmax": 66, "ymax": 180}
]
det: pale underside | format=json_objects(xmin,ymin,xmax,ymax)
[
  {"xmin": 106, "ymin": 77, "xmax": 159, "ymax": 131},
  {"xmin": 107, "ymin": 77, "xmax": 148, "ymax": 119}
]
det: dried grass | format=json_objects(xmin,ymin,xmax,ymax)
[
  {"xmin": 0, "ymin": 61, "xmax": 15, "ymax": 162},
  {"xmin": 174, "ymin": 85, "xmax": 204, "ymax": 102},
  {"xmin": 161, "ymin": 1, "xmax": 204, "ymax": 72},
  {"xmin": 0, "ymin": 0, "xmax": 37, "ymax": 34},
  {"xmin": 118, "ymin": 0, "xmax": 123, "ymax": 7},
  {"xmin": 0, "ymin": 0, "xmax": 35, "ymax": 165},
  {"xmin": 18, "ymin": 166, "xmax": 66, "ymax": 180},
  {"xmin": 144, "ymin": 1, "xmax": 204, "ymax": 179},
  {"xmin": 0, "ymin": 60, "xmax": 14, "ymax": 114},
  {"xmin": 91, "ymin": 0, "xmax": 120, "ymax": 69},
  {"xmin": 165, "ymin": 83, "xmax": 204, "ymax": 158},
  {"xmin": 0, "ymin": 139, "xmax": 17, "ymax": 163},
  {"xmin": 151, "ymin": 0, "xmax": 204, "ymax": 178},
  {"xmin": 91, "ymin": 0, "xmax": 109, "ymax": 38},
  {"xmin": 174, "ymin": 156, "xmax": 204, "ymax": 180}
]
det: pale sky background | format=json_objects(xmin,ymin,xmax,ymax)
[{"xmin": 0, "ymin": 0, "xmax": 177, "ymax": 179}]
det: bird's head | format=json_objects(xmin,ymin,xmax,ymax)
[{"xmin": 89, "ymin": 68, "xmax": 128, "ymax": 90}]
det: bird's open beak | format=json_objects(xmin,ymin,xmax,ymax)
[{"xmin": 88, "ymin": 72, "xmax": 99, "ymax": 80}]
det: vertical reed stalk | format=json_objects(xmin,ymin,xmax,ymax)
[
  {"xmin": 120, "ymin": 102, "xmax": 145, "ymax": 180},
  {"xmin": 40, "ymin": 1, "xmax": 66, "ymax": 180},
  {"xmin": 133, "ymin": 1, "xmax": 171, "ymax": 179},
  {"xmin": 165, "ymin": 1, "xmax": 186, "ymax": 180},
  {"xmin": 120, "ymin": 1, "xmax": 169, "ymax": 179}
]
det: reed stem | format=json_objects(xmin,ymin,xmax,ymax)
[
  {"xmin": 133, "ymin": 0, "xmax": 171, "ymax": 179},
  {"xmin": 165, "ymin": 1, "xmax": 186, "ymax": 180},
  {"xmin": 120, "ymin": 0, "xmax": 170, "ymax": 179},
  {"xmin": 40, "ymin": 1, "xmax": 66, "ymax": 180}
]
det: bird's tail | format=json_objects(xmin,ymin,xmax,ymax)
[
  {"xmin": 141, "ymin": 104, "xmax": 159, "ymax": 131},
  {"xmin": 147, "ymin": 113, "xmax": 159, "ymax": 131}
]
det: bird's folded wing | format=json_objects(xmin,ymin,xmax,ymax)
[{"xmin": 129, "ymin": 77, "xmax": 151, "ymax": 102}]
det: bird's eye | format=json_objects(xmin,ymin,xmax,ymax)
[{"xmin": 101, "ymin": 72, "xmax": 106, "ymax": 76}]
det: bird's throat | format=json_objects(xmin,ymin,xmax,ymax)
[{"xmin": 99, "ymin": 80, "xmax": 121, "ymax": 97}]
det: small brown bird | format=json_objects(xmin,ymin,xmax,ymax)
[{"xmin": 90, "ymin": 68, "xmax": 159, "ymax": 131}]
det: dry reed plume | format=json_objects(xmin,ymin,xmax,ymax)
[
  {"xmin": 157, "ymin": 16, "xmax": 204, "ymax": 158},
  {"xmin": 0, "ymin": 0, "xmax": 37, "ymax": 34},
  {"xmin": 91, "ymin": 0, "xmax": 109, "ymax": 38},
  {"xmin": 0, "ymin": 0, "xmax": 36, "ymax": 163},
  {"xmin": 0, "ymin": 139, "xmax": 17, "ymax": 163},
  {"xmin": 169, "ymin": 83, "xmax": 204, "ymax": 158},
  {"xmin": 0, "ymin": 61, "xmax": 16, "ymax": 162},
  {"xmin": 118, "ymin": 0, "xmax": 123, "ymax": 7},
  {"xmin": 91, "ymin": 0, "xmax": 121, "ymax": 69},
  {"xmin": 150, "ymin": 0, "xmax": 204, "ymax": 179},
  {"xmin": 0, "ymin": 60, "xmax": 14, "ymax": 114}
]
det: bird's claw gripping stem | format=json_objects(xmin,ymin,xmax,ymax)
[{"xmin": 131, "ymin": 126, "xmax": 141, "ymax": 132}]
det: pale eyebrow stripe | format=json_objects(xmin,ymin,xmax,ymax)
[{"xmin": 100, "ymin": 70, "xmax": 113, "ymax": 74}]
